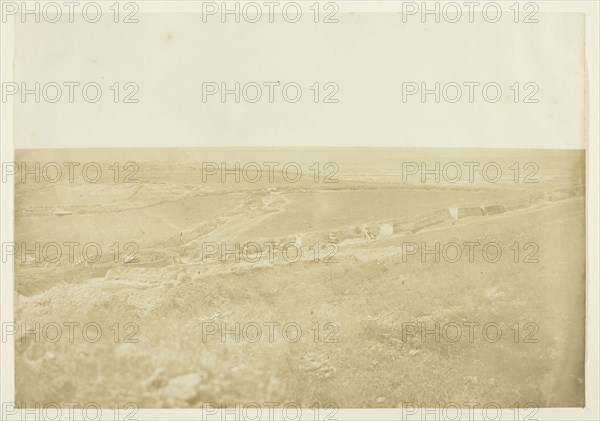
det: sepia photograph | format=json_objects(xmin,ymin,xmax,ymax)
[
  {"xmin": 1, "ymin": 1, "xmax": 598, "ymax": 420},
  {"xmin": 11, "ymin": 148, "xmax": 585, "ymax": 410}
]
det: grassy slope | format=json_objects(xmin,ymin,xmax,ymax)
[{"xmin": 15, "ymin": 199, "xmax": 585, "ymax": 408}]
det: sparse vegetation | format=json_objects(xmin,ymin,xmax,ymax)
[{"xmin": 14, "ymin": 150, "xmax": 585, "ymax": 408}]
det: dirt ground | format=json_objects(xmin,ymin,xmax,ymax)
[{"xmin": 13, "ymin": 150, "xmax": 586, "ymax": 408}]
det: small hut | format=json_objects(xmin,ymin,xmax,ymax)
[{"xmin": 448, "ymin": 206, "xmax": 483, "ymax": 220}]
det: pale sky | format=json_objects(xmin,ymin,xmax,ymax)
[{"xmin": 11, "ymin": 10, "xmax": 586, "ymax": 149}]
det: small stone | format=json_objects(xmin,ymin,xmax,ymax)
[{"xmin": 164, "ymin": 373, "xmax": 202, "ymax": 402}]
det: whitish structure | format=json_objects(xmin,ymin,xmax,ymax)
[
  {"xmin": 481, "ymin": 205, "xmax": 506, "ymax": 215},
  {"xmin": 448, "ymin": 206, "xmax": 484, "ymax": 220},
  {"xmin": 379, "ymin": 224, "xmax": 394, "ymax": 237}
]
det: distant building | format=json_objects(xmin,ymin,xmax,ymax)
[
  {"xmin": 480, "ymin": 205, "xmax": 506, "ymax": 215},
  {"xmin": 448, "ymin": 206, "xmax": 483, "ymax": 220},
  {"xmin": 53, "ymin": 209, "xmax": 73, "ymax": 216}
]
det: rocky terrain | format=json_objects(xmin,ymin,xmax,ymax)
[{"xmin": 13, "ymin": 149, "xmax": 586, "ymax": 408}]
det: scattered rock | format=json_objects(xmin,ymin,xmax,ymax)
[{"xmin": 163, "ymin": 373, "xmax": 203, "ymax": 403}]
